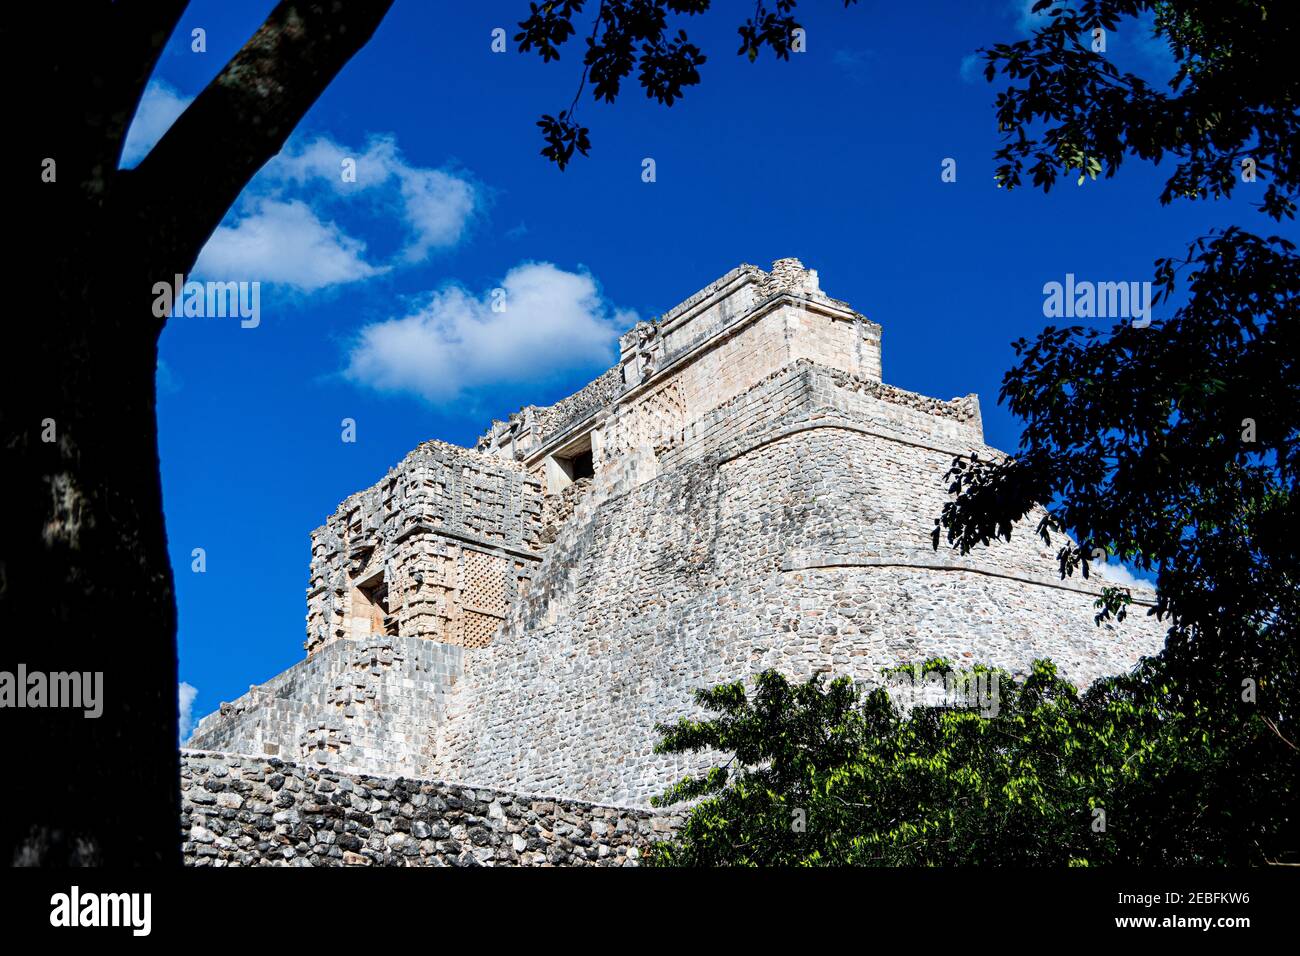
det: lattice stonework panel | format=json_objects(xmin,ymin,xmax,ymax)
[
  {"xmin": 603, "ymin": 381, "xmax": 686, "ymax": 463},
  {"xmin": 461, "ymin": 610, "xmax": 502, "ymax": 649},
  {"xmin": 456, "ymin": 548, "xmax": 508, "ymax": 648},
  {"xmin": 463, "ymin": 549, "xmax": 508, "ymax": 614}
]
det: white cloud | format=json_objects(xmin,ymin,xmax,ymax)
[
  {"xmin": 345, "ymin": 262, "xmax": 633, "ymax": 401},
  {"xmin": 396, "ymin": 164, "xmax": 478, "ymax": 261},
  {"xmin": 268, "ymin": 135, "xmax": 480, "ymax": 258},
  {"xmin": 178, "ymin": 681, "xmax": 198, "ymax": 743},
  {"xmin": 120, "ymin": 80, "xmax": 193, "ymax": 167},
  {"xmin": 191, "ymin": 133, "xmax": 480, "ymax": 292},
  {"xmin": 1094, "ymin": 560, "xmax": 1151, "ymax": 589},
  {"xmin": 959, "ymin": 52, "xmax": 983, "ymax": 84},
  {"xmin": 194, "ymin": 198, "xmax": 383, "ymax": 291}
]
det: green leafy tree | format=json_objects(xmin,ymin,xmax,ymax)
[
  {"xmin": 649, "ymin": 660, "xmax": 1296, "ymax": 866},
  {"xmin": 935, "ymin": 0, "xmax": 1298, "ymax": 736}
]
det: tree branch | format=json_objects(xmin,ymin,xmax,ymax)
[
  {"xmin": 107, "ymin": 1, "xmax": 192, "ymax": 164},
  {"xmin": 29, "ymin": 1, "xmax": 188, "ymax": 202},
  {"xmin": 1260, "ymin": 715, "xmax": 1299, "ymax": 753},
  {"xmin": 130, "ymin": 0, "xmax": 395, "ymax": 271}
]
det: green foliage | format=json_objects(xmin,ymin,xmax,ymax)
[
  {"xmin": 934, "ymin": 226, "xmax": 1299, "ymax": 703},
  {"xmin": 982, "ymin": 0, "xmax": 1298, "ymax": 220},
  {"xmin": 648, "ymin": 658, "xmax": 1297, "ymax": 866},
  {"xmin": 942, "ymin": 0, "xmax": 1299, "ymax": 733}
]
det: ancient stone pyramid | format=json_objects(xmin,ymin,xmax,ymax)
[{"xmin": 189, "ymin": 258, "xmax": 1163, "ymax": 806}]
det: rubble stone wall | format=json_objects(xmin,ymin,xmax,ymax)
[
  {"xmin": 181, "ymin": 750, "xmax": 680, "ymax": 867},
  {"xmin": 535, "ymin": 365, "xmax": 626, "ymax": 444},
  {"xmin": 539, "ymin": 476, "xmax": 594, "ymax": 545}
]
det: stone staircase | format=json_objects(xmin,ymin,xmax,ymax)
[{"xmin": 428, "ymin": 444, "xmax": 656, "ymax": 773}]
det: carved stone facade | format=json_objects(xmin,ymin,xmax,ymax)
[
  {"xmin": 188, "ymin": 257, "xmax": 1167, "ymax": 815},
  {"xmin": 301, "ymin": 439, "xmax": 542, "ymax": 656}
]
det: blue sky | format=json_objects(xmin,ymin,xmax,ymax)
[{"xmin": 141, "ymin": 1, "xmax": 1287, "ymax": 735}]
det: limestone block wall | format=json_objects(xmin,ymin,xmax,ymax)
[
  {"xmin": 187, "ymin": 635, "xmax": 463, "ymax": 778},
  {"xmin": 655, "ymin": 363, "xmax": 813, "ymax": 469},
  {"xmin": 576, "ymin": 307, "xmax": 884, "ymax": 497},
  {"xmin": 434, "ymin": 368, "xmax": 1167, "ymax": 805},
  {"xmin": 787, "ymin": 303, "xmax": 883, "ymax": 383},
  {"xmin": 304, "ymin": 440, "xmax": 542, "ymax": 655},
  {"xmin": 657, "ymin": 360, "xmax": 983, "ymax": 472},
  {"xmin": 657, "ymin": 265, "xmax": 762, "ymax": 360},
  {"xmin": 670, "ymin": 303, "xmax": 794, "ymax": 417},
  {"xmin": 642, "ymin": 258, "xmax": 878, "ymax": 386},
  {"xmin": 181, "ymin": 751, "xmax": 680, "ymax": 867}
]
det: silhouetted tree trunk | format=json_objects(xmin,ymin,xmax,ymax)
[{"xmin": 5, "ymin": 0, "xmax": 394, "ymax": 866}]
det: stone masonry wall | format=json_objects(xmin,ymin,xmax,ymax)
[
  {"xmin": 435, "ymin": 367, "xmax": 1166, "ymax": 805},
  {"xmin": 667, "ymin": 299, "xmax": 795, "ymax": 424},
  {"xmin": 536, "ymin": 365, "xmax": 626, "ymax": 444},
  {"xmin": 539, "ymin": 476, "xmax": 594, "ymax": 545},
  {"xmin": 187, "ymin": 635, "xmax": 463, "ymax": 778},
  {"xmin": 182, "ymin": 750, "xmax": 680, "ymax": 867},
  {"xmin": 657, "ymin": 360, "xmax": 982, "ymax": 472}
]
